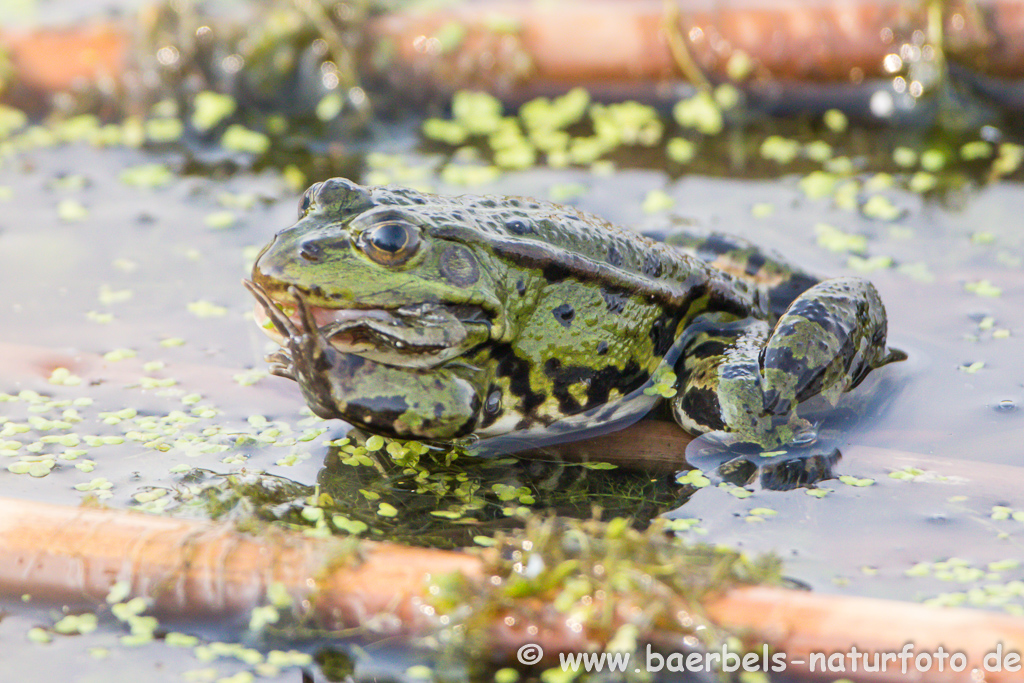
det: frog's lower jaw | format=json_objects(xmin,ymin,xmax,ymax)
[{"xmin": 248, "ymin": 282, "xmax": 492, "ymax": 368}]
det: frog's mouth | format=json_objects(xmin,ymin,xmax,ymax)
[{"xmin": 244, "ymin": 280, "xmax": 491, "ymax": 368}]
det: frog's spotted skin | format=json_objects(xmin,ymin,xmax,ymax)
[
  {"xmin": 247, "ymin": 178, "xmax": 902, "ymax": 451},
  {"xmin": 657, "ymin": 230, "xmax": 821, "ymax": 319}
]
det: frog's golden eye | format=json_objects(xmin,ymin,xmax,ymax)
[
  {"xmin": 298, "ymin": 182, "xmax": 321, "ymax": 218},
  {"xmin": 358, "ymin": 220, "xmax": 420, "ymax": 266}
]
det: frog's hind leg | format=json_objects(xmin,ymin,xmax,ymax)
[
  {"xmin": 656, "ymin": 230, "xmax": 821, "ymax": 320},
  {"xmin": 671, "ymin": 314, "xmax": 774, "ymax": 441},
  {"xmin": 671, "ymin": 277, "xmax": 903, "ymax": 448},
  {"xmin": 760, "ymin": 276, "xmax": 902, "ymax": 417}
]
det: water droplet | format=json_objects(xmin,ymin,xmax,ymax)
[
  {"xmin": 790, "ymin": 427, "xmax": 818, "ymax": 446},
  {"xmin": 994, "ymin": 399, "xmax": 1016, "ymax": 413}
]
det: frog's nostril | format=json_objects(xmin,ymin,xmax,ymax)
[{"xmin": 299, "ymin": 240, "xmax": 323, "ymax": 261}]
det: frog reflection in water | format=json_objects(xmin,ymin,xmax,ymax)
[{"xmin": 245, "ymin": 178, "xmax": 904, "ymax": 454}]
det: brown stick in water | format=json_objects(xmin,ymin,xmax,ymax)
[{"xmin": 2, "ymin": 496, "xmax": 1023, "ymax": 681}]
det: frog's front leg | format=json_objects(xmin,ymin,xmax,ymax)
[
  {"xmin": 291, "ymin": 349, "xmax": 485, "ymax": 439},
  {"xmin": 672, "ymin": 277, "xmax": 901, "ymax": 448},
  {"xmin": 245, "ymin": 280, "xmax": 485, "ymax": 440}
]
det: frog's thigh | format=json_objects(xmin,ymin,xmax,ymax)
[
  {"xmin": 671, "ymin": 317, "xmax": 771, "ymax": 436},
  {"xmin": 761, "ymin": 276, "xmax": 889, "ymax": 415},
  {"xmin": 660, "ymin": 230, "xmax": 820, "ymax": 317},
  {"xmin": 307, "ymin": 351, "xmax": 484, "ymax": 440}
]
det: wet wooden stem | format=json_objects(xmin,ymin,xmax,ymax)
[{"xmin": 1, "ymin": 496, "xmax": 1023, "ymax": 682}]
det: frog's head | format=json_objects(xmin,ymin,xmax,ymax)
[{"xmin": 249, "ymin": 178, "xmax": 503, "ymax": 368}]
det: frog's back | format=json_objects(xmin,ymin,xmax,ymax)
[{"xmin": 371, "ymin": 185, "xmax": 760, "ymax": 316}]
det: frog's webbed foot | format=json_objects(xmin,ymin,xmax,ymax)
[
  {"xmin": 244, "ymin": 279, "xmax": 299, "ymax": 379},
  {"xmin": 243, "ymin": 280, "xmax": 342, "ymax": 417},
  {"xmin": 264, "ymin": 350, "xmax": 296, "ymax": 380},
  {"xmin": 672, "ymin": 277, "xmax": 902, "ymax": 449}
]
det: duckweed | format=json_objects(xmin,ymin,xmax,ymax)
[
  {"xmin": 861, "ymin": 195, "xmax": 902, "ymax": 221},
  {"xmin": 892, "ymin": 146, "xmax": 918, "ymax": 167},
  {"xmin": 187, "ymin": 300, "xmax": 228, "ymax": 317},
  {"xmin": 804, "ymin": 140, "xmax": 833, "ymax": 162},
  {"xmin": 145, "ymin": 118, "xmax": 184, "ymax": 143},
  {"xmin": 590, "ymin": 101, "xmax": 662, "ymax": 147},
  {"xmin": 27, "ymin": 627, "xmax": 52, "ymax": 644},
  {"xmin": 520, "ymin": 87, "xmax": 589, "ymax": 132},
  {"xmin": 963, "ymin": 279, "xmax": 1001, "ymax": 299},
  {"xmin": 451, "ymin": 91, "xmax": 504, "ymax": 135},
  {"xmin": 376, "ymin": 502, "xmax": 398, "ymax": 517},
  {"xmin": 991, "ymin": 142, "xmax": 1024, "ymax": 177},
  {"xmin": 0, "ymin": 105, "xmax": 28, "ymax": 138},
  {"xmin": 960, "ymin": 140, "xmax": 992, "ymax": 160},
  {"xmin": 814, "ymin": 223, "xmax": 867, "ymax": 254},
  {"xmin": 429, "ymin": 517, "xmax": 780, "ymax": 658},
  {"xmin": 920, "ymin": 149, "xmax": 947, "ymax": 171},
  {"xmin": 56, "ymin": 199, "xmax": 89, "ymax": 222},
  {"xmin": 103, "ymin": 348, "xmax": 137, "ymax": 362},
  {"xmin": 838, "ymin": 476, "xmax": 875, "ymax": 487},
  {"xmin": 823, "ymin": 109, "xmax": 848, "ymax": 133},
  {"xmin": 86, "ymin": 311, "xmax": 115, "ymax": 323},
  {"xmin": 315, "ymin": 93, "xmax": 344, "ymax": 122},
  {"xmin": 221, "ymin": 126, "xmax": 270, "ymax": 155},
  {"xmin": 440, "ymin": 163, "xmax": 500, "ymax": 186},
  {"xmin": 48, "ymin": 368, "xmax": 82, "ymax": 386},
  {"xmin": 798, "ymin": 171, "xmax": 838, "ymax": 199},
  {"xmin": 422, "ymin": 118, "xmax": 468, "ymax": 145},
  {"xmin": 53, "ymin": 613, "xmax": 98, "ymax": 635},
  {"xmin": 847, "ymin": 255, "xmax": 893, "ymax": 272},
  {"xmin": 720, "ymin": 483, "xmax": 753, "ymax": 499},
  {"xmin": 547, "ymin": 182, "xmax": 587, "ymax": 202},
  {"xmin": 191, "ymin": 91, "xmax": 237, "ymax": 132},
  {"xmin": 666, "ymin": 137, "xmax": 696, "ymax": 163},
  {"xmin": 907, "ymin": 171, "xmax": 938, "ymax": 193},
  {"xmin": 888, "ymin": 467, "xmax": 925, "ymax": 480},
  {"xmin": 204, "ymin": 211, "xmax": 238, "ymax": 230},
  {"xmin": 898, "ymin": 261, "xmax": 935, "ymax": 282},
  {"xmin": 672, "ymin": 92, "xmax": 723, "ymax": 135},
  {"xmin": 641, "ymin": 189, "xmax": 675, "ymax": 213},
  {"xmin": 118, "ymin": 163, "xmax": 173, "ymax": 188},
  {"xmin": 759, "ymin": 136, "xmax": 800, "ymax": 164}
]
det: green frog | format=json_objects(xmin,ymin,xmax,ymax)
[{"xmin": 245, "ymin": 178, "xmax": 903, "ymax": 453}]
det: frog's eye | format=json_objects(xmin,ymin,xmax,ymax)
[
  {"xmin": 298, "ymin": 182, "xmax": 322, "ymax": 218},
  {"xmin": 358, "ymin": 220, "xmax": 420, "ymax": 266}
]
